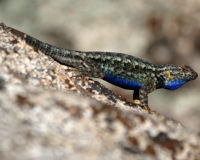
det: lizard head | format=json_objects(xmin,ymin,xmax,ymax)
[{"xmin": 158, "ymin": 64, "xmax": 198, "ymax": 90}]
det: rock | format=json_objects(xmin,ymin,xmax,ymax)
[{"xmin": 0, "ymin": 23, "xmax": 200, "ymax": 160}]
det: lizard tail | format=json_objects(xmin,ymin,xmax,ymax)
[{"xmin": 1, "ymin": 23, "xmax": 71, "ymax": 58}]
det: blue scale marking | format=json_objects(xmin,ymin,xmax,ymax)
[
  {"xmin": 104, "ymin": 73, "xmax": 143, "ymax": 90},
  {"xmin": 164, "ymin": 80, "xmax": 187, "ymax": 90}
]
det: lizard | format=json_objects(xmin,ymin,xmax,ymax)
[{"xmin": 1, "ymin": 23, "xmax": 198, "ymax": 111}]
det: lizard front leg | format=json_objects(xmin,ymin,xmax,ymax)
[
  {"xmin": 133, "ymin": 89, "xmax": 149, "ymax": 111},
  {"xmin": 133, "ymin": 84, "xmax": 155, "ymax": 112}
]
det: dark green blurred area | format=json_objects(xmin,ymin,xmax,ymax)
[{"xmin": 0, "ymin": 0, "xmax": 200, "ymax": 131}]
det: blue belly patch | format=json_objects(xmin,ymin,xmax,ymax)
[
  {"xmin": 104, "ymin": 73, "xmax": 143, "ymax": 90},
  {"xmin": 164, "ymin": 80, "xmax": 187, "ymax": 90}
]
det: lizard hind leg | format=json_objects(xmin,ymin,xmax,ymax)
[
  {"xmin": 56, "ymin": 55, "xmax": 105, "ymax": 79},
  {"xmin": 74, "ymin": 59, "xmax": 105, "ymax": 79}
]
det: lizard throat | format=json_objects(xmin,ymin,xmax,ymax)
[
  {"xmin": 104, "ymin": 73, "xmax": 143, "ymax": 90},
  {"xmin": 163, "ymin": 80, "xmax": 188, "ymax": 90}
]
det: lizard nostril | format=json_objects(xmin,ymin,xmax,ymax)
[{"xmin": 194, "ymin": 72, "xmax": 198, "ymax": 79}]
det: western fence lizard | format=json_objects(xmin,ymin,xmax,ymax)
[{"xmin": 1, "ymin": 23, "xmax": 198, "ymax": 111}]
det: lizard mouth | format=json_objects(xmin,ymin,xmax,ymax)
[
  {"xmin": 193, "ymin": 71, "xmax": 198, "ymax": 80},
  {"xmin": 185, "ymin": 66, "xmax": 198, "ymax": 80}
]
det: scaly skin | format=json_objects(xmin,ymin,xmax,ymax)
[{"xmin": 2, "ymin": 23, "xmax": 198, "ymax": 111}]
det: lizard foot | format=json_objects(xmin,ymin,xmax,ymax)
[{"xmin": 134, "ymin": 100, "xmax": 151, "ymax": 112}]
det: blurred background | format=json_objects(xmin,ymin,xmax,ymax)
[{"xmin": 0, "ymin": 0, "xmax": 199, "ymax": 131}]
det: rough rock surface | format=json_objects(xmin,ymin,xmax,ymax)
[
  {"xmin": 0, "ymin": 24, "xmax": 200, "ymax": 160},
  {"xmin": 1, "ymin": 0, "xmax": 200, "ymax": 131}
]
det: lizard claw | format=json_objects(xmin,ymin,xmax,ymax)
[
  {"xmin": 134, "ymin": 99, "xmax": 151, "ymax": 112},
  {"xmin": 143, "ymin": 105, "xmax": 151, "ymax": 113}
]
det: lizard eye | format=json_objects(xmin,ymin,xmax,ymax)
[{"xmin": 179, "ymin": 65, "xmax": 190, "ymax": 73}]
